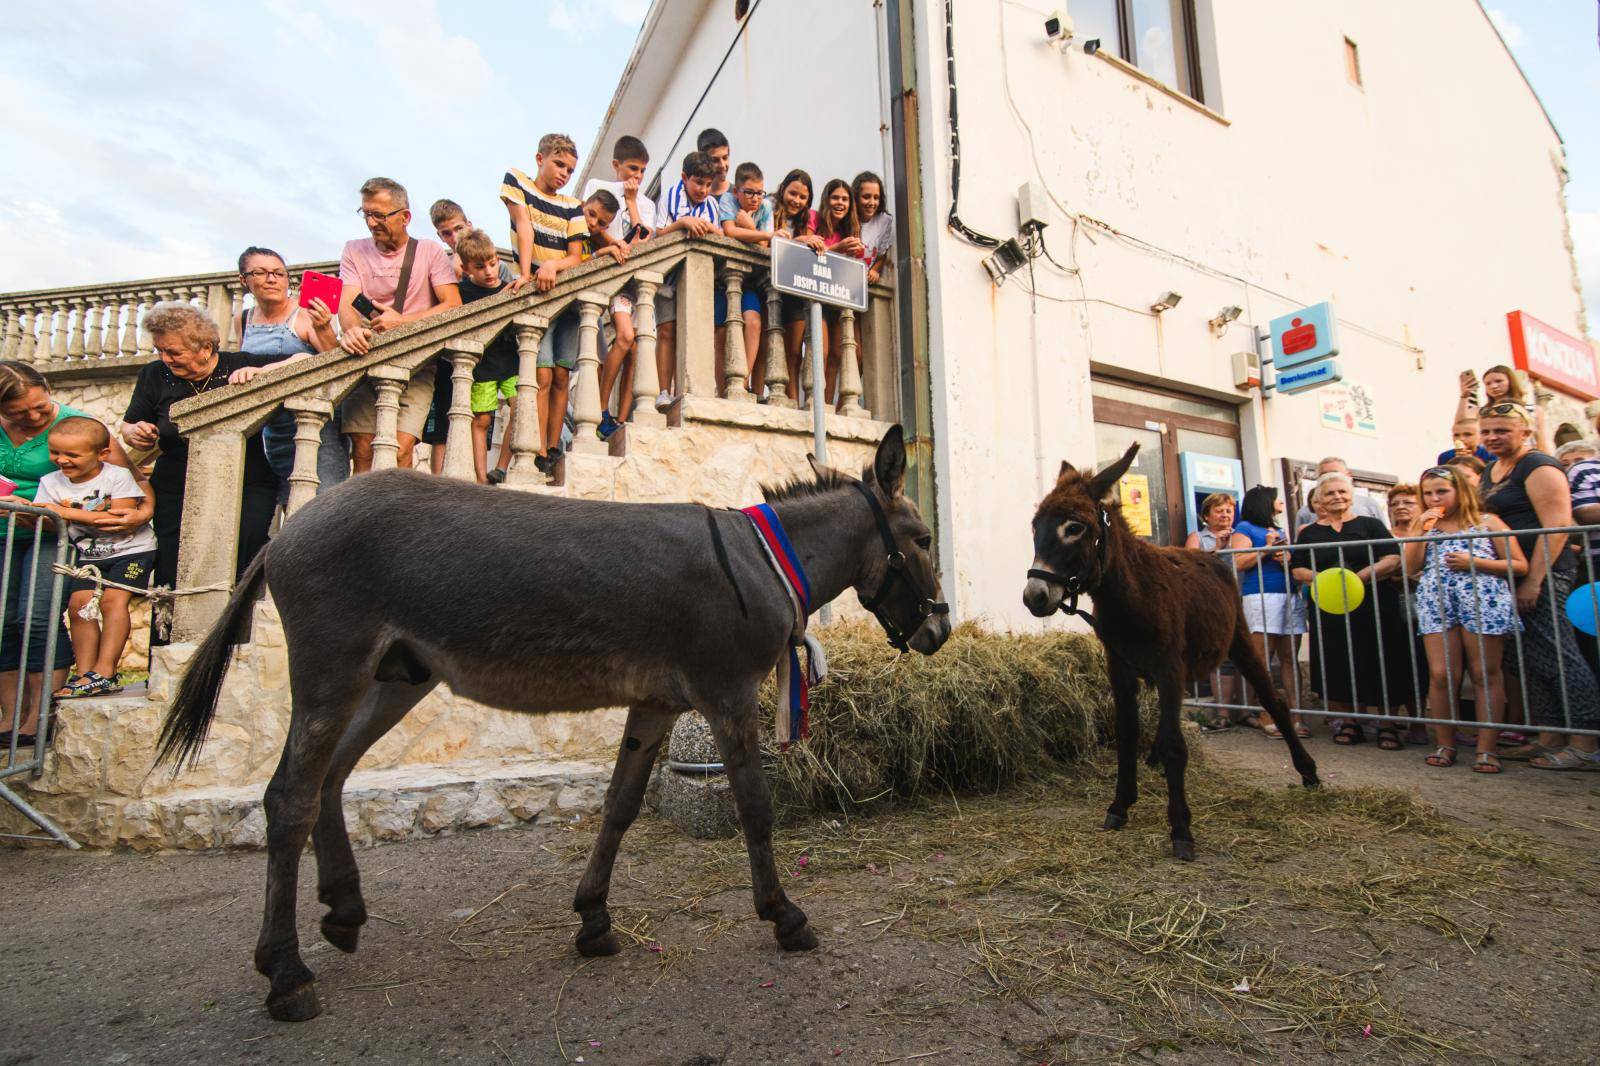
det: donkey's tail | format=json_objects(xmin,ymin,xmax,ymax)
[{"xmin": 154, "ymin": 550, "xmax": 270, "ymax": 772}]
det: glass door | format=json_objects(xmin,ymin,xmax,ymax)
[{"xmin": 1093, "ymin": 422, "xmax": 1170, "ymax": 544}]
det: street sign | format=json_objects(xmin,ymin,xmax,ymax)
[
  {"xmin": 770, "ymin": 237, "xmax": 868, "ymax": 311},
  {"xmin": 1276, "ymin": 359, "xmax": 1342, "ymax": 394},
  {"xmin": 1269, "ymin": 301, "xmax": 1340, "ymax": 370}
]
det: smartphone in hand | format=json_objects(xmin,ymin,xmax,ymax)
[
  {"xmin": 298, "ymin": 270, "xmax": 343, "ymax": 313},
  {"xmin": 351, "ymin": 292, "xmax": 379, "ymax": 320}
]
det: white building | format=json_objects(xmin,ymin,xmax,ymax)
[{"xmin": 583, "ymin": 0, "xmax": 1593, "ymax": 629}]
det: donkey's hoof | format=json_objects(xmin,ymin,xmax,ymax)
[
  {"xmin": 321, "ymin": 918, "xmax": 362, "ymax": 954},
  {"xmin": 1302, "ymin": 775, "xmax": 1322, "ymax": 790},
  {"xmin": 575, "ymin": 930, "xmax": 621, "ymax": 958},
  {"xmin": 266, "ymin": 981, "xmax": 321, "ymax": 1023},
  {"xmin": 1172, "ymin": 839, "xmax": 1197, "ymax": 862},
  {"xmin": 777, "ymin": 922, "xmax": 819, "ymax": 952},
  {"xmin": 1101, "ymin": 812, "xmax": 1128, "ymax": 831}
]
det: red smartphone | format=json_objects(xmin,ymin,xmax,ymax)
[
  {"xmin": 0, "ymin": 475, "xmax": 16, "ymax": 497},
  {"xmin": 298, "ymin": 270, "xmax": 343, "ymax": 313}
]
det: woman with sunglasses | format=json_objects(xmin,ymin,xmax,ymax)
[
  {"xmin": 1402, "ymin": 465, "xmax": 1525, "ymax": 772},
  {"xmin": 1478, "ymin": 402, "xmax": 1600, "ymax": 770}
]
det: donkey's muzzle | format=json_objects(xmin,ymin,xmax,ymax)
[{"xmin": 1024, "ymin": 566, "xmax": 1069, "ymax": 617}]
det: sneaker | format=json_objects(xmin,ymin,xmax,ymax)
[
  {"xmin": 655, "ymin": 390, "xmax": 674, "ymax": 412},
  {"xmin": 597, "ymin": 411, "xmax": 620, "ymax": 441},
  {"xmin": 486, "ymin": 467, "xmax": 507, "ymax": 485}
]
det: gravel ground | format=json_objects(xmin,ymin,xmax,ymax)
[{"xmin": 3, "ymin": 729, "xmax": 1597, "ymax": 1065}]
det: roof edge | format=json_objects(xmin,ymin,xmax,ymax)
[{"xmin": 1473, "ymin": 0, "xmax": 1562, "ymax": 145}]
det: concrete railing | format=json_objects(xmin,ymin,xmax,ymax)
[
  {"xmin": 163, "ymin": 232, "xmax": 897, "ymax": 641},
  {"xmin": 0, "ymin": 262, "xmax": 338, "ymax": 379}
]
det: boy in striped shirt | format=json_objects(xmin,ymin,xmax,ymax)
[
  {"xmin": 501, "ymin": 133, "xmax": 588, "ymax": 471},
  {"xmin": 651, "ymin": 151, "xmax": 720, "ymax": 411}
]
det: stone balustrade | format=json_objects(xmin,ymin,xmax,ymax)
[
  {"xmin": 155, "ymin": 232, "xmax": 896, "ymax": 641},
  {"xmin": 0, "ymin": 262, "xmax": 338, "ymax": 380}
]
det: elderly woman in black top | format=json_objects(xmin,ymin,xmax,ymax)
[
  {"xmin": 1477, "ymin": 402, "xmax": 1600, "ymax": 769},
  {"xmin": 120, "ymin": 302, "xmax": 281, "ymax": 601}
]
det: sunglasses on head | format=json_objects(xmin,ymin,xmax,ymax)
[
  {"xmin": 1422, "ymin": 466, "xmax": 1457, "ymax": 481},
  {"xmin": 1481, "ymin": 402, "xmax": 1528, "ymax": 420}
]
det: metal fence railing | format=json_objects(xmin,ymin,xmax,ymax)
[
  {"xmin": 0, "ymin": 500, "xmax": 77, "ymax": 847},
  {"xmin": 1187, "ymin": 524, "xmax": 1600, "ymax": 742}
]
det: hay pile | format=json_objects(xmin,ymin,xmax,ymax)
[{"xmin": 764, "ymin": 621, "xmax": 1129, "ymax": 814}]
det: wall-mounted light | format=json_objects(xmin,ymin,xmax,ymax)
[
  {"xmin": 1083, "ymin": 38, "xmax": 1102, "ymax": 56},
  {"xmin": 1208, "ymin": 305, "xmax": 1243, "ymax": 333},
  {"xmin": 1150, "ymin": 291, "xmax": 1183, "ymax": 313},
  {"xmin": 982, "ymin": 238, "xmax": 1030, "ymax": 286},
  {"xmin": 1044, "ymin": 10, "xmax": 1074, "ymax": 45}
]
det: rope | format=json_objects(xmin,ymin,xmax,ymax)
[{"xmin": 48, "ymin": 562, "xmax": 233, "ymax": 640}]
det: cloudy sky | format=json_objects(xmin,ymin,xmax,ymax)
[{"xmin": 0, "ymin": 1, "xmax": 1594, "ymax": 330}]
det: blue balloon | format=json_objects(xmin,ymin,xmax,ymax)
[{"xmin": 1564, "ymin": 582, "xmax": 1600, "ymax": 637}]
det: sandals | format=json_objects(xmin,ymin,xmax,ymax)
[
  {"xmin": 1333, "ymin": 722, "xmax": 1366, "ymax": 745},
  {"xmin": 1472, "ymin": 752, "xmax": 1503, "ymax": 774},
  {"xmin": 1376, "ymin": 727, "xmax": 1403, "ymax": 751},
  {"xmin": 1425, "ymin": 746, "xmax": 1457, "ymax": 768},
  {"xmin": 1197, "ymin": 714, "xmax": 1233, "ymax": 733},
  {"xmin": 1294, "ymin": 723, "xmax": 1312, "ymax": 739},
  {"xmin": 1499, "ymin": 742, "xmax": 1559, "ymax": 762},
  {"xmin": 51, "ymin": 671, "xmax": 120, "ymax": 699},
  {"xmin": 1236, "ymin": 713, "xmax": 1265, "ymax": 732},
  {"xmin": 1529, "ymin": 746, "xmax": 1600, "ymax": 772}
]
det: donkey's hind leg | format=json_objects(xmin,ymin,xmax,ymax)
[
  {"xmin": 705, "ymin": 697, "xmax": 816, "ymax": 952},
  {"xmin": 312, "ymin": 676, "xmax": 440, "ymax": 955},
  {"xmin": 1229, "ymin": 626, "xmax": 1320, "ymax": 788},
  {"xmin": 255, "ymin": 666, "xmax": 370, "ymax": 1022},
  {"xmin": 1103, "ymin": 651, "xmax": 1142, "ymax": 831},
  {"xmin": 573, "ymin": 702, "xmax": 677, "ymax": 957}
]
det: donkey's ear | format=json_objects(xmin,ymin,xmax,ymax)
[
  {"xmin": 1057, "ymin": 460, "xmax": 1076, "ymax": 484},
  {"xmin": 806, "ymin": 453, "xmax": 829, "ymax": 480},
  {"xmin": 1086, "ymin": 443, "xmax": 1139, "ymax": 502},
  {"xmin": 872, "ymin": 425, "xmax": 907, "ymax": 497}
]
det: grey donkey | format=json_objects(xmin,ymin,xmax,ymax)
[{"xmin": 155, "ymin": 425, "xmax": 950, "ymax": 1022}]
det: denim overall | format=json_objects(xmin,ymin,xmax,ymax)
[{"xmin": 243, "ymin": 307, "xmax": 348, "ymax": 500}]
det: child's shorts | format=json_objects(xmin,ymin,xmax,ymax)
[
  {"xmin": 536, "ymin": 310, "xmax": 580, "ymax": 371},
  {"xmin": 714, "ymin": 288, "xmax": 764, "ymax": 323},
  {"xmin": 470, "ymin": 378, "xmax": 517, "ymax": 414},
  {"xmin": 69, "ymin": 551, "xmax": 156, "ymax": 596}
]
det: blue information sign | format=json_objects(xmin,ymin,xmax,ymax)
[
  {"xmin": 1276, "ymin": 359, "xmax": 1342, "ymax": 394},
  {"xmin": 1269, "ymin": 301, "xmax": 1340, "ymax": 370}
]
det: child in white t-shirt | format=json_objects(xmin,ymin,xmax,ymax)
[
  {"xmin": 583, "ymin": 135, "xmax": 659, "ymax": 440},
  {"xmin": 34, "ymin": 417, "xmax": 156, "ymax": 697}
]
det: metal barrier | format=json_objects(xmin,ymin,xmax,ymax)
[
  {"xmin": 1186, "ymin": 523, "xmax": 1600, "ymax": 742},
  {"xmin": 0, "ymin": 500, "xmax": 77, "ymax": 847}
]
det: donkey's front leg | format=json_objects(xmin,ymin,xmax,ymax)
[
  {"xmin": 573, "ymin": 704, "xmax": 676, "ymax": 957},
  {"xmin": 707, "ymin": 706, "xmax": 816, "ymax": 952},
  {"xmin": 1103, "ymin": 651, "xmax": 1142, "ymax": 831},
  {"xmin": 1153, "ymin": 674, "xmax": 1196, "ymax": 861}
]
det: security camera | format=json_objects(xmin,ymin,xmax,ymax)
[
  {"xmin": 1083, "ymin": 38, "xmax": 1102, "ymax": 56},
  {"xmin": 1044, "ymin": 10, "xmax": 1074, "ymax": 44}
]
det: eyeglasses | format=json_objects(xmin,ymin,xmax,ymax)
[
  {"xmin": 242, "ymin": 269, "xmax": 288, "ymax": 281},
  {"xmin": 356, "ymin": 207, "xmax": 407, "ymax": 222},
  {"xmin": 738, "ymin": 186, "xmax": 765, "ymax": 198}
]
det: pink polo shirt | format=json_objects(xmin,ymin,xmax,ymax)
[{"xmin": 339, "ymin": 237, "xmax": 457, "ymax": 312}]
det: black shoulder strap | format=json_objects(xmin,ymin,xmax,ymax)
[{"xmin": 391, "ymin": 238, "xmax": 417, "ymax": 315}]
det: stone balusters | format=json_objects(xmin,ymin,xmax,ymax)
[
  {"xmin": 366, "ymin": 365, "xmax": 411, "ymax": 471},
  {"xmin": 134, "ymin": 292, "xmax": 155, "ymax": 357},
  {"xmin": 170, "ymin": 428, "xmax": 249, "ymax": 644},
  {"xmin": 48, "ymin": 301, "xmax": 69, "ymax": 361},
  {"xmin": 0, "ymin": 307, "xmax": 18, "ymax": 361},
  {"xmin": 505, "ymin": 315, "xmax": 547, "ymax": 486},
  {"xmin": 720, "ymin": 264, "xmax": 753, "ymax": 402},
  {"xmin": 82, "ymin": 302, "xmax": 103, "ymax": 359},
  {"xmin": 65, "ymin": 299, "xmax": 86, "ymax": 359},
  {"xmin": 679, "ymin": 249, "xmax": 717, "ymax": 399},
  {"xmin": 283, "ymin": 397, "xmax": 333, "ymax": 516},
  {"xmin": 570, "ymin": 292, "xmax": 609, "ymax": 454},
  {"xmin": 227, "ymin": 289, "xmax": 245, "ymax": 349},
  {"xmin": 836, "ymin": 308, "xmax": 868, "ymax": 419},
  {"xmin": 442, "ymin": 342, "xmax": 483, "ymax": 480},
  {"xmin": 629, "ymin": 271, "xmax": 665, "ymax": 427},
  {"xmin": 762, "ymin": 280, "xmax": 793, "ymax": 408},
  {"xmin": 15, "ymin": 307, "xmax": 37, "ymax": 363}
]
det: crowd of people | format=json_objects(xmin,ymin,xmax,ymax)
[
  {"xmin": 0, "ymin": 126, "xmax": 894, "ymax": 747},
  {"xmin": 1190, "ymin": 374, "xmax": 1600, "ymax": 775}
]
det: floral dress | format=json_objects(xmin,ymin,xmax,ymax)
[{"xmin": 1414, "ymin": 526, "xmax": 1521, "ymax": 636}]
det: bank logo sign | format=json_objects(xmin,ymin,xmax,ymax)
[
  {"xmin": 770, "ymin": 237, "xmax": 868, "ymax": 311},
  {"xmin": 1507, "ymin": 310, "xmax": 1599, "ymax": 401},
  {"xmin": 1269, "ymin": 301, "xmax": 1340, "ymax": 371}
]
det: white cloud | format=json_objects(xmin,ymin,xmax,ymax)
[
  {"xmin": 548, "ymin": 0, "xmax": 647, "ymax": 37},
  {"xmin": 1571, "ymin": 210, "xmax": 1600, "ymax": 333},
  {"xmin": 1488, "ymin": 8, "xmax": 1527, "ymax": 49}
]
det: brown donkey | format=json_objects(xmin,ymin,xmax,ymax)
[{"xmin": 1023, "ymin": 444, "xmax": 1319, "ymax": 860}]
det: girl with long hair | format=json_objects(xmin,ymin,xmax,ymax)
[{"xmin": 772, "ymin": 169, "xmax": 823, "ymax": 403}]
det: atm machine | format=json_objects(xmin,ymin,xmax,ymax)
[{"xmin": 1180, "ymin": 452, "xmax": 1246, "ymax": 535}]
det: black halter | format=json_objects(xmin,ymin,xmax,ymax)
[
  {"xmin": 1026, "ymin": 508, "xmax": 1111, "ymax": 626},
  {"xmin": 853, "ymin": 481, "xmax": 949, "ymax": 652}
]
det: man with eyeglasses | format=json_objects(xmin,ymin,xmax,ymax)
[
  {"xmin": 1293, "ymin": 456, "xmax": 1389, "ymax": 531},
  {"xmin": 336, "ymin": 176, "xmax": 461, "ymax": 472}
]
